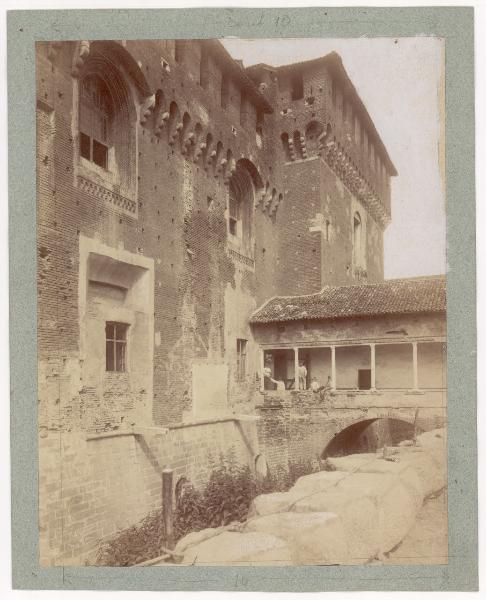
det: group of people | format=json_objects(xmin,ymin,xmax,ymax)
[{"xmin": 264, "ymin": 358, "xmax": 332, "ymax": 403}]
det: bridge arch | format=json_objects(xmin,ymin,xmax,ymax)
[{"xmin": 321, "ymin": 416, "xmax": 417, "ymax": 459}]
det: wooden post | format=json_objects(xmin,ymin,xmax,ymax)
[{"xmin": 162, "ymin": 467, "xmax": 174, "ymax": 550}]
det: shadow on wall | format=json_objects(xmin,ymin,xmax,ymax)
[{"xmin": 322, "ymin": 418, "xmax": 416, "ymax": 458}]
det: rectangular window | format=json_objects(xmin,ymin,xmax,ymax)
[
  {"xmin": 80, "ymin": 132, "xmax": 91, "ymax": 160},
  {"xmin": 93, "ymin": 139, "xmax": 108, "ymax": 169},
  {"xmin": 236, "ymin": 338, "xmax": 247, "ymax": 381},
  {"xmin": 106, "ymin": 322, "xmax": 129, "ymax": 372},
  {"xmin": 358, "ymin": 369, "xmax": 371, "ymax": 390},
  {"xmin": 80, "ymin": 132, "xmax": 108, "ymax": 170}
]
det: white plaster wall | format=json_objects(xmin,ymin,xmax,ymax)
[{"xmin": 375, "ymin": 343, "xmax": 413, "ymax": 389}]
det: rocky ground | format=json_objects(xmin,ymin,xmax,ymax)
[
  {"xmin": 150, "ymin": 429, "xmax": 447, "ymax": 567},
  {"xmin": 383, "ymin": 489, "xmax": 448, "ymax": 565}
]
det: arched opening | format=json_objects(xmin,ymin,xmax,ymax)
[
  {"xmin": 322, "ymin": 418, "xmax": 417, "ymax": 458},
  {"xmin": 228, "ymin": 164, "xmax": 258, "ymax": 256},
  {"xmin": 76, "ymin": 45, "xmax": 138, "ymax": 206}
]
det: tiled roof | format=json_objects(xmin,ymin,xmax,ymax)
[{"xmin": 250, "ymin": 276, "xmax": 446, "ymax": 324}]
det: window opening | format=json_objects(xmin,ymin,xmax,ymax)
[
  {"xmin": 236, "ymin": 338, "xmax": 247, "ymax": 381},
  {"xmin": 106, "ymin": 321, "xmax": 129, "ymax": 372}
]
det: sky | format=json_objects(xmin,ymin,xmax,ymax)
[{"xmin": 221, "ymin": 37, "xmax": 446, "ymax": 280}]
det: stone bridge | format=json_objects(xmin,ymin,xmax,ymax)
[{"xmin": 255, "ymin": 389, "xmax": 446, "ymax": 474}]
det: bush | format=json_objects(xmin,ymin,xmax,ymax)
[
  {"xmin": 95, "ymin": 449, "xmax": 322, "ymax": 565},
  {"xmin": 96, "ymin": 508, "xmax": 166, "ymax": 566}
]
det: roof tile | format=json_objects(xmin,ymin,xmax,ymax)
[{"xmin": 250, "ymin": 276, "xmax": 446, "ymax": 324}]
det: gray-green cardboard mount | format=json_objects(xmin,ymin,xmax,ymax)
[{"xmin": 8, "ymin": 7, "xmax": 477, "ymax": 591}]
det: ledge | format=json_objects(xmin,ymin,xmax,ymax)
[{"xmin": 168, "ymin": 414, "xmax": 260, "ymax": 430}]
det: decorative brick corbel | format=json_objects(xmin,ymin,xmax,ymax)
[
  {"xmin": 140, "ymin": 94, "xmax": 156, "ymax": 126},
  {"xmin": 155, "ymin": 111, "xmax": 170, "ymax": 137}
]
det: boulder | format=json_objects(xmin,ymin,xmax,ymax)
[
  {"xmin": 291, "ymin": 489, "xmax": 380, "ymax": 563},
  {"xmin": 416, "ymin": 428, "xmax": 446, "ymax": 449},
  {"xmin": 174, "ymin": 526, "xmax": 225, "ymax": 555},
  {"xmin": 182, "ymin": 531, "xmax": 291, "ymax": 566},
  {"xmin": 394, "ymin": 447, "xmax": 446, "ymax": 497},
  {"xmin": 244, "ymin": 511, "xmax": 348, "ymax": 565},
  {"xmin": 291, "ymin": 470, "xmax": 348, "ymax": 495},
  {"xmin": 247, "ymin": 489, "xmax": 307, "ymax": 518},
  {"xmin": 326, "ymin": 453, "xmax": 376, "ymax": 473},
  {"xmin": 335, "ymin": 472, "xmax": 418, "ymax": 553}
]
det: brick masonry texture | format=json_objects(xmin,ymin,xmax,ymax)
[{"xmin": 36, "ymin": 39, "xmax": 400, "ymax": 564}]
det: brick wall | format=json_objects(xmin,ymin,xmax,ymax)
[
  {"xmin": 39, "ymin": 418, "xmax": 259, "ymax": 565},
  {"xmin": 36, "ymin": 40, "xmax": 283, "ymax": 431}
]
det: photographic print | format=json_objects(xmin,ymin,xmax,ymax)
[{"xmin": 35, "ymin": 35, "xmax": 448, "ymax": 568}]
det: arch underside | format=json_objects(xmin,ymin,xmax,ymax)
[{"xmin": 322, "ymin": 417, "xmax": 417, "ymax": 458}]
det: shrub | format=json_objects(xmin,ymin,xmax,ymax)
[
  {"xmin": 96, "ymin": 508, "xmax": 166, "ymax": 566},
  {"xmin": 95, "ymin": 449, "xmax": 323, "ymax": 565}
]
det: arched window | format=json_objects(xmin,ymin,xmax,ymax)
[
  {"xmin": 75, "ymin": 43, "xmax": 140, "ymax": 215},
  {"xmin": 79, "ymin": 74, "xmax": 113, "ymax": 170},
  {"xmin": 353, "ymin": 211, "xmax": 362, "ymax": 267},
  {"xmin": 228, "ymin": 165, "xmax": 256, "ymax": 256}
]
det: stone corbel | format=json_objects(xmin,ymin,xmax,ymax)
[
  {"xmin": 140, "ymin": 94, "xmax": 156, "ymax": 126},
  {"xmin": 182, "ymin": 131, "xmax": 195, "ymax": 155},
  {"xmin": 193, "ymin": 141, "xmax": 206, "ymax": 162},
  {"xmin": 168, "ymin": 121, "xmax": 183, "ymax": 145},
  {"xmin": 155, "ymin": 111, "xmax": 170, "ymax": 137},
  {"xmin": 71, "ymin": 40, "xmax": 91, "ymax": 78}
]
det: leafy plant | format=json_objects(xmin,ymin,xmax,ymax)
[
  {"xmin": 95, "ymin": 449, "xmax": 322, "ymax": 565},
  {"xmin": 96, "ymin": 508, "xmax": 166, "ymax": 566}
]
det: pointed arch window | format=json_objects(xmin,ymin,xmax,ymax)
[
  {"xmin": 228, "ymin": 166, "xmax": 255, "ymax": 257},
  {"xmin": 79, "ymin": 74, "xmax": 113, "ymax": 169}
]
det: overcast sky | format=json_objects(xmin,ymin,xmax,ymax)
[{"xmin": 222, "ymin": 37, "xmax": 445, "ymax": 280}]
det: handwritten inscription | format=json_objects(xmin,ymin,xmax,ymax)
[{"xmin": 224, "ymin": 11, "xmax": 291, "ymax": 29}]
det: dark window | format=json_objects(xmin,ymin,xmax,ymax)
[
  {"xmin": 358, "ymin": 369, "xmax": 371, "ymax": 390},
  {"xmin": 92, "ymin": 139, "xmax": 108, "ymax": 169},
  {"xmin": 290, "ymin": 73, "xmax": 304, "ymax": 100},
  {"xmin": 236, "ymin": 338, "xmax": 247, "ymax": 381},
  {"xmin": 80, "ymin": 132, "xmax": 91, "ymax": 160},
  {"xmin": 106, "ymin": 322, "xmax": 128, "ymax": 372}
]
